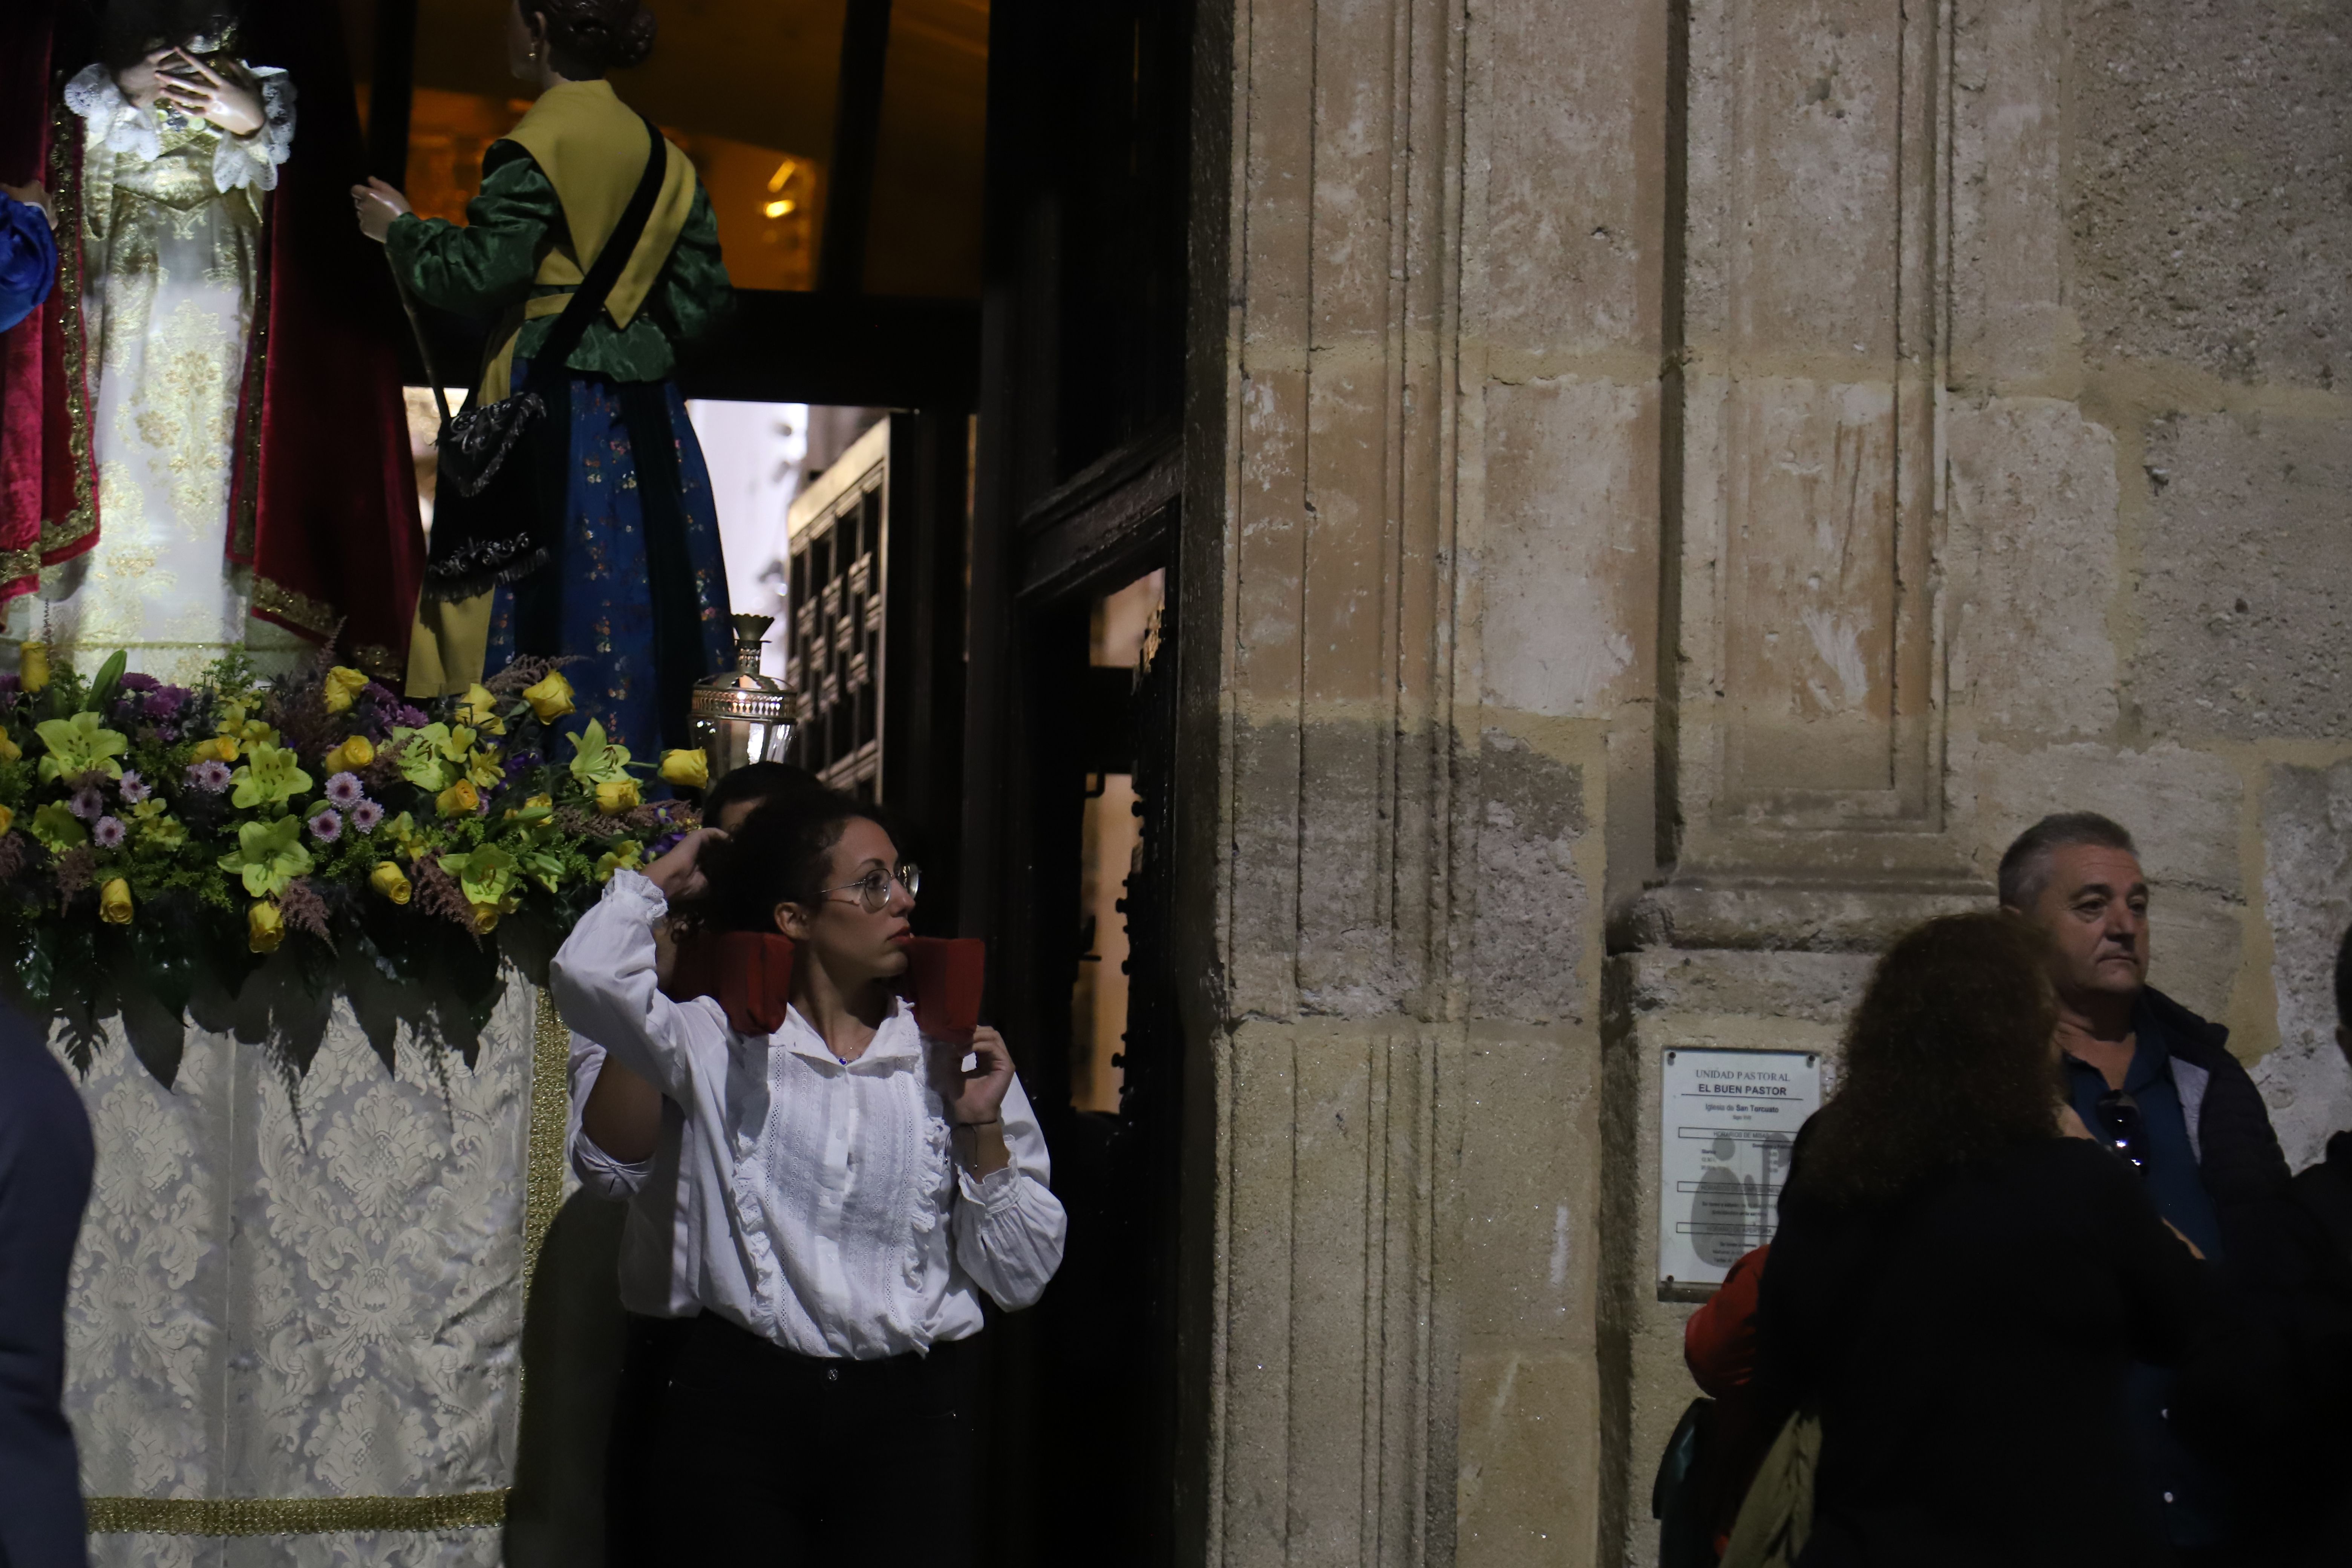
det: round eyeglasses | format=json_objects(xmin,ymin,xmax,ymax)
[{"xmin": 821, "ymin": 864, "xmax": 921, "ymax": 913}]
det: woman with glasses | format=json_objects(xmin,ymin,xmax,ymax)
[
  {"xmin": 1749, "ymin": 912, "xmax": 2210, "ymax": 1567},
  {"xmin": 550, "ymin": 786, "xmax": 1066, "ymax": 1565}
]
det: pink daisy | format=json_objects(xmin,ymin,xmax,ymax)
[
  {"xmin": 324, "ymin": 771, "xmax": 365, "ymax": 808},
  {"xmin": 348, "ymin": 799, "xmax": 384, "ymax": 834},
  {"xmin": 92, "ymin": 815, "xmax": 126, "ymax": 849},
  {"xmin": 306, "ymin": 808, "xmax": 343, "ymax": 843}
]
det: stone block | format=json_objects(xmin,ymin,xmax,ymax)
[
  {"xmin": 2070, "ymin": 0, "xmax": 2352, "ymax": 387},
  {"xmin": 1619, "ymin": 949, "xmax": 1878, "ymax": 1027},
  {"xmin": 1948, "ymin": 398, "xmax": 2122, "ymax": 738},
  {"xmin": 2130, "ymin": 412, "xmax": 2352, "ymax": 743},
  {"xmin": 1456, "ymin": 1349, "xmax": 1597, "ymax": 1568},
  {"xmin": 1460, "ymin": 1033, "xmax": 1600, "ymax": 1343},
  {"xmin": 1472, "ymin": 730, "xmax": 1593, "ymax": 1024},
  {"xmin": 1482, "ymin": 380, "xmax": 1657, "ymax": 721},
  {"xmin": 1965, "ymin": 737, "xmax": 2246, "ymax": 899},
  {"xmin": 2254, "ymin": 760, "xmax": 2352, "ymax": 1170}
]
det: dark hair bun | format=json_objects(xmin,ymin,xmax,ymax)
[{"xmin": 539, "ymin": 0, "xmax": 656, "ymax": 73}]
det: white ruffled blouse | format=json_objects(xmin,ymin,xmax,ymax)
[
  {"xmin": 64, "ymin": 58, "xmax": 295, "ymax": 193},
  {"xmin": 550, "ymin": 872, "xmax": 1068, "ymax": 1360}
]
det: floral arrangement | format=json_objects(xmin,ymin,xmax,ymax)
[{"xmin": 0, "ymin": 642, "xmax": 712, "ymax": 1051}]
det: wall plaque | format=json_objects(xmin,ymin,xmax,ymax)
[{"xmin": 1658, "ymin": 1047, "xmax": 1822, "ymax": 1291}]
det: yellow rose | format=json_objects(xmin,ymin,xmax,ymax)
[
  {"xmin": 659, "ymin": 748, "xmax": 710, "ymax": 790},
  {"xmin": 521, "ymin": 669, "xmax": 575, "ymax": 723},
  {"xmin": 369, "ymin": 860, "xmax": 412, "ymax": 905},
  {"xmin": 323, "ymin": 735, "xmax": 376, "ymax": 775},
  {"xmin": 0, "ymin": 732, "xmax": 20, "ymax": 762},
  {"xmin": 436, "ymin": 779, "xmax": 481, "ymax": 818},
  {"xmin": 99, "ymin": 878, "xmax": 133, "ymax": 925},
  {"xmin": 0, "ymin": 804, "xmax": 13, "ymax": 836},
  {"xmin": 456, "ymin": 683, "xmax": 508, "ymax": 735},
  {"xmin": 469, "ymin": 901, "xmax": 503, "ymax": 934},
  {"xmin": 191, "ymin": 735, "xmax": 239, "ymax": 764},
  {"xmin": 247, "ymin": 900, "xmax": 285, "ymax": 954},
  {"xmin": 322, "ymin": 666, "xmax": 371, "ymax": 715},
  {"xmin": 18, "ymin": 640, "xmax": 48, "ymax": 693},
  {"xmin": 594, "ymin": 778, "xmax": 641, "ymax": 816}
]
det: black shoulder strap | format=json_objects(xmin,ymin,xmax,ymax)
[{"xmin": 525, "ymin": 113, "xmax": 669, "ymax": 384}]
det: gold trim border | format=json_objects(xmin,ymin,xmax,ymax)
[
  {"xmin": 84, "ymin": 988, "xmax": 573, "ymax": 1537},
  {"xmin": 86, "ymin": 1492, "xmax": 507, "ymax": 1536}
]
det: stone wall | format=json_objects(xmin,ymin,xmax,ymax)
[{"xmin": 1178, "ymin": 0, "xmax": 2352, "ymax": 1564}]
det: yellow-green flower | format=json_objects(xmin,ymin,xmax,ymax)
[
  {"xmin": 247, "ymin": 899, "xmax": 286, "ymax": 953},
  {"xmin": 99, "ymin": 878, "xmax": 133, "ymax": 925},
  {"xmin": 322, "ymin": 735, "xmax": 375, "ymax": 774},
  {"xmin": 467, "ymin": 747, "xmax": 504, "ymax": 790},
  {"xmin": 190, "ymin": 735, "xmax": 239, "ymax": 764},
  {"xmin": 567, "ymin": 718, "xmax": 635, "ymax": 787},
  {"xmin": 0, "ymin": 803, "xmax": 13, "ymax": 836},
  {"xmin": 439, "ymin": 844, "xmax": 522, "ymax": 929},
  {"xmin": 34, "ymin": 710, "xmax": 129, "ymax": 782},
  {"xmin": 659, "ymin": 748, "xmax": 710, "ymax": 790},
  {"xmin": 389, "ymin": 724, "xmax": 457, "ymax": 791},
  {"xmin": 0, "ymin": 732, "xmax": 21, "ymax": 762},
  {"xmin": 216, "ymin": 700, "xmax": 275, "ymax": 749},
  {"xmin": 436, "ymin": 779, "xmax": 481, "ymax": 818},
  {"xmin": 594, "ymin": 841, "xmax": 644, "ymax": 883},
  {"xmin": 383, "ymin": 811, "xmax": 420, "ymax": 857},
  {"xmin": 455, "ymin": 683, "xmax": 508, "ymax": 736},
  {"xmin": 522, "ymin": 669, "xmax": 574, "ymax": 723},
  {"xmin": 28, "ymin": 801, "xmax": 85, "ymax": 851},
  {"xmin": 322, "ymin": 666, "xmax": 371, "ymax": 715},
  {"xmin": 594, "ymin": 778, "xmax": 641, "ymax": 816},
  {"xmin": 18, "ymin": 640, "xmax": 49, "ymax": 693},
  {"xmin": 137, "ymin": 813, "xmax": 187, "ymax": 850},
  {"xmin": 230, "ymin": 741, "xmax": 313, "ymax": 811},
  {"xmin": 369, "ymin": 860, "xmax": 412, "ymax": 905},
  {"xmin": 218, "ymin": 816, "xmax": 313, "ymax": 898}
]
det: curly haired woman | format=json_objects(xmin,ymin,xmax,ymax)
[{"xmin": 1753, "ymin": 913, "xmax": 2211, "ymax": 1567}]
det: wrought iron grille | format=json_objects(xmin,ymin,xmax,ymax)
[{"xmin": 786, "ymin": 445, "xmax": 887, "ymax": 800}]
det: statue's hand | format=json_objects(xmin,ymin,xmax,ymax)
[{"xmin": 156, "ymin": 51, "xmax": 264, "ymax": 138}]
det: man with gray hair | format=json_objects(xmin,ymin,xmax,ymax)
[{"xmin": 2001, "ymin": 811, "xmax": 2290, "ymax": 1562}]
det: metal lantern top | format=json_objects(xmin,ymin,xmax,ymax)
[{"xmin": 690, "ymin": 614, "xmax": 800, "ymax": 785}]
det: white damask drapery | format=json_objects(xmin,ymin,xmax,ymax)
[{"xmin": 51, "ymin": 977, "xmax": 570, "ymax": 1567}]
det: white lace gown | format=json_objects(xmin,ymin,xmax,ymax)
[{"xmin": 5, "ymin": 60, "xmax": 310, "ymax": 683}]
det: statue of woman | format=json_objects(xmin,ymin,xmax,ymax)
[
  {"xmin": 6, "ymin": 0, "xmax": 424, "ymax": 685},
  {"xmin": 357, "ymin": 0, "xmax": 734, "ymax": 756}
]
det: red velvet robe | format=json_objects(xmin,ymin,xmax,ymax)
[{"xmin": 0, "ymin": 0, "xmax": 424, "ymax": 681}]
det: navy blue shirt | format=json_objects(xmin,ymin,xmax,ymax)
[{"xmin": 2063, "ymin": 997, "xmax": 2229, "ymax": 1550}]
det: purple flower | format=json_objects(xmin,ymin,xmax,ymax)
[
  {"xmin": 393, "ymin": 702, "xmax": 429, "ymax": 729},
  {"xmin": 348, "ymin": 798, "xmax": 384, "ymax": 834},
  {"xmin": 188, "ymin": 759, "xmax": 232, "ymax": 793},
  {"xmin": 91, "ymin": 815, "xmax": 125, "ymax": 848},
  {"xmin": 144, "ymin": 687, "xmax": 188, "ymax": 719},
  {"xmin": 68, "ymin": 786, "xmax": 103, "ymax": 821},
  {"xmin": 118, "ymin": 672, "xmax": 159, "ymax": 692},
  {"xmin": 306, "ymin": 808, "xmax": 343, "ymax": 843},
  {"xmin": 118, "ymin": 770, "xmax": 150, "ymax": 805},
  {"xmin": 648, "ymin": 830, "xmax": 688, "ymax": 860},
  {"xmin": 324, "ymin": 771, "xmax": 365, "ymax": 808}
]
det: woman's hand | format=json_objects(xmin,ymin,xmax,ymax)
[
  {"xmin": 934, "ymin": 1026, "xmax": 1015, "ymax": 1176},
  {"xmin": 350, "ymin": 178, "xmax": 413, "ymax": 245},
  {"xmin": 643, "ymin": 827, "xmax": 726, "ymax": 901},
  {"xmin": 156, "ymin": 51, "xmax": 264, "ymax": 137},
  {"xmin": 115, "ymin": 48, "xmax": 170, "ymax": 110}
]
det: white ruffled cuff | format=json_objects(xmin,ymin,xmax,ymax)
[
  {"xmin": 212, "ymin": 66, "xmax": 296, "ymax": 193},
  {"xmin": 64, "ymin": 63, "xmax": 160, "ymax": 162}
]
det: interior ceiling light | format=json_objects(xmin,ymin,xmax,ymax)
[
  {"xmin": 766, "ymin": 158, "xmax": 798, "ymax": 193},
  {"xmin": 763, "ymin": 198, "xmax": 796, "ymax": 219}
]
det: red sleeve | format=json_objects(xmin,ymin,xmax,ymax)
[{"xmin": 1684, "ymin": 1243, "xmax": 1769, "ymax": 1397}]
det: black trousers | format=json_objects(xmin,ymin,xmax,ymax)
[
  {"xmin": 606, "ymin": 1313, "xmax": 695, "ymax": 1568},
  {"xmin": 644, "ymin": 1312, "xmax": 982, "ymax": 1568}
]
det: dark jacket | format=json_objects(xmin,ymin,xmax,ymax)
[
  {"xmin": 1756, "ymin": 1138, "xmax": 2210, "ymax": 1568},
  {"xmin": 2136, "ymin": 988, "xmax": 2293, "ymax": 1247},
  {"xmin": 0, "ymin": 1008, "xmax": 94, "ymax": 1568}
]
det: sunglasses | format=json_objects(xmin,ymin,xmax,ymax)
[{"xmin": 2094, "ymin": 1089, "xmax": 2147, "ymax": 1174}]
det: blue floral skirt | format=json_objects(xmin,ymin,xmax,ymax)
[{"xmin": 484, "ymin": 365, "xmax": 732, "ymax": 758}]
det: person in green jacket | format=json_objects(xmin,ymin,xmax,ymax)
[{"xmin": 354, "ymin": 0, "xmax": 732, "ymax": 756}]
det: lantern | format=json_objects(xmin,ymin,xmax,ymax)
[{"xmin": 691, "ymin": 614, "xmax": 800, "ymax": 787}]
